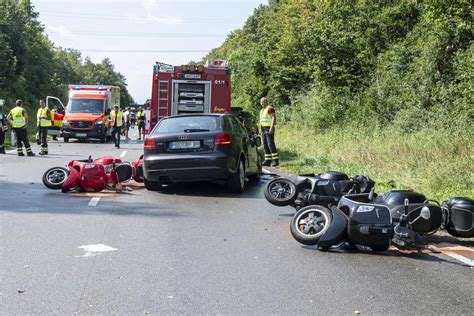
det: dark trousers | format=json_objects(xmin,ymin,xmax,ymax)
[
  {"xmin": 261, "ymin": 127, "xmax": 279, "ymax": 162},
  {"xmin": 0, "ymin": 130, "xmax": 5, "ymax": 153},
  {"xmin": 112, "ymin": 126, "xmax": 121, "ymax": 147},
  {"xmin": 14, "ymin": 128, "xmax": 33, "ymax": 155},
  {"xmin": 39, "ymin": 127, "xmax": 48, "ymax": 153}
]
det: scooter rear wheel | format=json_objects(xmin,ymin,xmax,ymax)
[
  {"xmin": 264, "ymin": 177, "xmax": 298, "ymax": 206},
  {"xmin": 290, "ymin": 205, "xmax": 333, "ymax": 245},
  {"xmin": 43, "ymin": 167, "xmax": 69, "ymax": 190}
]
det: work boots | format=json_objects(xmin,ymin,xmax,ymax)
[{"xmin": 0, "ymin": 147, "xmax": 5, "ymax": 154}]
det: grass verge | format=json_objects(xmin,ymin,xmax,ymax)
[{"xmin": 276, "ymin": 126, "xmax": 473, "ymax": 201}]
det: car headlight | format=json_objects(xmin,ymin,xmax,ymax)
[
  {"xmin": 95, "ymin": 120, "xmax": 104, "ymax": 126},
  {"xmin": 62, "ymin": 120, "xmax": 68, "ymax": 126}
]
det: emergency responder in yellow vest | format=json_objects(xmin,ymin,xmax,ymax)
[
  {"xmin": 36, "ymin": 99, "xmax": 52, "ymax": 155},
  {"xmin": 259, "ymin": 97, "xmax": 279, "ymax": 167},
  {"xmin": 0, "ymin": 100, "xmax": 6, "ymax": 154},
  {"xmin": 6, "ymin": 99, "xmax": 35, "ymax": 156},
  {"xmin": 137, "ymin": 107, "xmax": 146, "ymax": 140},
  {"xmin": 109, "ymin": 104, "xmax": 124, "ymax": 149}
]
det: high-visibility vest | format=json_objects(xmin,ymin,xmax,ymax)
[
  {"xmin": 37, "ymin": 107, "xmax": 52, "ymax": 127},
  {"xmin": 10, "ymin": 106, "xmax": 26, "ymax": 128},
  {"xmin": 110, "ymin": 111, "xmax": 123, "ymax": 127},
  {"xmin": 259, "ymin": 106, "xmax": 273, "ymax": 127},
  {"xmin": 137, "ymin": 111, "xmax": 145, "ymax": 121}
]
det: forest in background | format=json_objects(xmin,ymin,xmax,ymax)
[
  {"xmin": 204, "ymin": 0, "xmax": 473, "ymax": 198},
  {"xmin": 0, "ymin": 0, "xmax": 134, "ymax": 112}
]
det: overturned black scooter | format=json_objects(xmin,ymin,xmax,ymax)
[
  {"xmin": 290, "ymin": 188, "xmax": 474, "ymax": 252},
  {"xmin": 264, "ymin": 171, "xmax": 375, "ymax": 210}
]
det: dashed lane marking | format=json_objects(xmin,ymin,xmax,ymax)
[
  {"xmin": 120, "ymin": 150, "xmax": 127, "ymax": 158},
  {"xmin": 88, "ymin": 197, "xmax": 101, "ymax": 207}
]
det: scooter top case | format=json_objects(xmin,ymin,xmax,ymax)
[{"xmin": 443, "ymin": 197, "xmax": 474, "ymax": 238}]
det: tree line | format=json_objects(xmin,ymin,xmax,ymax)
[
  {"xmin": 0, "ymin": 0, "xmax": 134, "ymax": 113},
  {"xmin": 204, "ymin": 0, "xmax": 472, "ymax": 134}
]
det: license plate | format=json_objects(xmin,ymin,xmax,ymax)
[
  {"xmin": 169, "ymin": 141, "xmax": 200, "ymax": 150},
  {"xmin": 183, "ymin": 74, "xmax": 201, "ymax": 79},
  {"xmin": 76, "ymin": 133, "xmax": 87, "ymax": 138}
]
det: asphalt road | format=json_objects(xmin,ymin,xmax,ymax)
[{"xmin": 1, "ymin": 129, "xmax": 473, "ymax": 314}]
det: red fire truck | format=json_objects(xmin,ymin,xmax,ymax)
[{"xmin": 149, "ymin": 59, "xmax": 231, "ymax": 131}]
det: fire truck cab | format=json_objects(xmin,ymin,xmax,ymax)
[{"xmin": 149, "ymin": 59, "xmax": 231, "ymax": 131}]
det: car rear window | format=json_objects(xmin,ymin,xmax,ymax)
[{"xmin": 153, "ymin": 116, "xmax": 221, "ymax": 134}]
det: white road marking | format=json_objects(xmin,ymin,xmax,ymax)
[
  {"xmin": 76, "ymin": 244, "xmax": 117, "ymax": 258},
  {"xmin": 88, "ymin": 197, "xmax": 101, "ymax": 207},
  {"xmin": 444, "ymin": 251, "xmax": 474, "ymax": 267},
  {"xmin": 6, "ymin": 149, "xmax": 16, "ymax": 154},
  {"xmin": 120, "ymin": 150, "xmax": 127, "ymax": 158}
]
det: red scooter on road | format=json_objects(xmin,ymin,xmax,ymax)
[{"xmin": 42, "ymin": 156, "xmax": 144, "ymax": 193}]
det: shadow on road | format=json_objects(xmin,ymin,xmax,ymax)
[
  {"xmin": 156, "ymin": 179, "xmax": 265, "ymax": 199},
  {"xmin": 300, "ymin": 242, "xmax": 470, "ymax": 267},
  {"xmin": 0, "ymin": 180, "xmax": 183, "ymax": 218}
]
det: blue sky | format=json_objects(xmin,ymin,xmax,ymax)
[{"xmin": 33, "ymin": 0, "xmax": 267, "ymax": 103}]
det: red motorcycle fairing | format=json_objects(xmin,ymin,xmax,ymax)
[
  {"xmin": 317, "ymin": 206, "xmax": 348, "ymax": 251},
  {"xmin": 132, "ymin": 158, "xmax": 144, "ymax": 183},
  {"xmin": 94, "ymin": 157, "xmax": 122, "ymax": 165},
  {"xmin": 61, "ymin": 167, "xmax": 80, "ymax": 193},
  {"xmin": 80, "ymin": 163, "xmax": 107, "ymax": 192}
]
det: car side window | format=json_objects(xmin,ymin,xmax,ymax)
[
  {"xmin": 231, "ymin": 116, "xmax": 247, "ymax": 136},
  {"xmin": 224, "ymin": 116, "xmax": 236, "ymax": 134}
]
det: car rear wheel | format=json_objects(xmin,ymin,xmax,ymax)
[
  {"xmin": 144, "ymin": 178, "xmax": 163, "ymax": 191},
  {"xmin": 227, "ymin": 158, "xmax": 245, "ymax": 193}
]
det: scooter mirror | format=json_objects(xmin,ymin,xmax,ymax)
[{"xmin": 420, "ymin": 206, "xmax": 431, "ymax": 220}]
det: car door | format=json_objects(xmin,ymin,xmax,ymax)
[{"xmin": 231, "ymin": 115, "xmax": 257, "ymax": 174}]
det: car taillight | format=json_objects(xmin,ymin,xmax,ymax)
[
  {"xmin": 215, "ymin": 133, "xmax": 231, "ymax": 145},
  {"xmin": 144, "ymin": 137, "xmax": 156, "ymax": 149}
]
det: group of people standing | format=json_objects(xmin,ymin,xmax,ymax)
[
  {"xmin": 0, "ymin": 97, "xmax": 278, "ymax": 165},
  {"xmin": 0, "ymin": 100, "xmax": 147, "ymax": 155}
]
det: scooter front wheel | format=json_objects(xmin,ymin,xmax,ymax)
[
  {"xmin": 43, "ymin": 167, "xmax": 69, "ymax": 190},
  {"xmin": 290, "ymin": 205, "xmax": 333, "ymax": 245},
  {"xmin": 264, "ymin": 177, "xmax": 298, "ymax": 206}
]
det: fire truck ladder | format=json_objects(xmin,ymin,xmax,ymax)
[{"xmin": 158, "ymin": 80, "xmax": 170, "ymax": 117}]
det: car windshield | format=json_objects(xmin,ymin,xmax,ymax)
[
  {"xmin": 67, "ymin": 99, "xmax": 104, "ymax": 114},
  {"xmin": 153, "ymin": 116, "xmax": 220, "ymax": 134}
]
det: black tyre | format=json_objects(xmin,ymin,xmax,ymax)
[
  {"xmin": 264, "ymin": 178, "xmax": 298, "ymax": 206},
  {"xmin": 63, "ymin": 136, "xmax": 69, "ymax": 143},
  {"xmin": 144, "ymin": 178, "xmax": 163, "ymax": 191},
  {"xmin": 290, "ymin": 205, "xmax": 333, "ymax": 245},
  {"xmin": 42, "ymin": 167, "xmax": 69, "ymax": 190},
  {"xmin": 227, "ymin": 158, "xmax": 245, "ymax": 193}
]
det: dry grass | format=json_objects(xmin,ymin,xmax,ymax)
[{"xmin": 277, "ymin": 126, "xmax": 474, "ymax": 201}]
